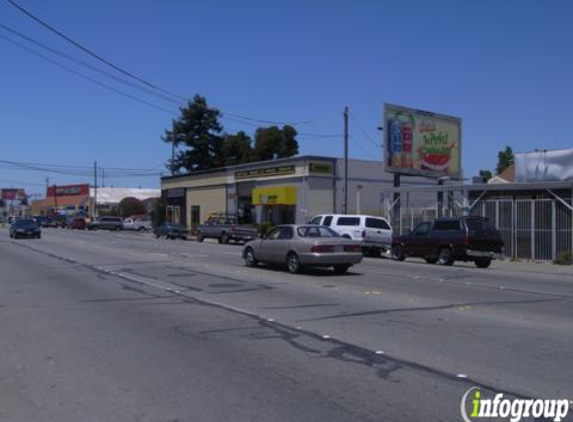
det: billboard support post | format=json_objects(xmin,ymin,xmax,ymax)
[{"xmin": 393, "ymin": 173, "xmax": 401, "ymax": 233}]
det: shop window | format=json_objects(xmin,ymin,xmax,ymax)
[{"xmin": 173, "ymin": 206, "xmax": 181, "ymax": 224}]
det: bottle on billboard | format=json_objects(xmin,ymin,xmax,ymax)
[
  {"xmin": 401, "ymin": 121, "xmax": 413, "ymax": 169},
  {"xmin": 388, "ymin": 119, "xmax": 402, "ymax": 168}
]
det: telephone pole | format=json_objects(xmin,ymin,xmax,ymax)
[
  {"xmin": 343, "ymin": 106, "xmax": 349, "ymax": 214},
  {"xmin": 93, "ymin": 161, "xmax": 98, "ymax": 218}
]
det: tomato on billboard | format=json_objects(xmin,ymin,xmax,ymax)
[{"xmin": 384, "ymin": 104, "xmax": 462, "ymax": 178}]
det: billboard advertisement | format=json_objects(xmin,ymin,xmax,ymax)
[
  {"xmin": 46, "ymin": 184, "xmax": 90, "ymax": 198},
  {"xmin": 384, "ymin": 104, "xmax": 462, "ymax": 178},
  {"xmin": 1, "ymin": 188, "xmax": 26, "ymax": 201}
]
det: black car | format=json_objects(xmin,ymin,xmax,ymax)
[
  {"xmin": 87, "ymin": 216, "xmax": 124, "ymax": 231},
  {"xmin": 391, "ymin": 216, "xmax": 504, "ymax": 268},
  {"xmin": 10, "ymin": 218, "xmax": 42, "ymax": 239},
  {"xmin": 154, "ymin": 223, "xmax": 188, "ymax": 240}
]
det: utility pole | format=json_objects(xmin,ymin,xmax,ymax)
[
  {"xmin": 93, "ymin": 161, "xmax": 98, "ymax": 218},
  {"xmin": 343, "ymin": 106, "xmax": 349, "ymax": 214},
  {"xmin": 171, "ymin": 140, "xmax": 175, "ymax": 176},
  {"xmin": 53, "ymin": 184, "xmax": 58, "ymax": 210},
  {"xmin": 101, "ymin": 168, "xmax": 105, "ymax": 188}
]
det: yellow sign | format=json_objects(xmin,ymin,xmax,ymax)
[
  {"xmin": 235, "ymin": 165, "xmax": 295, "ymax": 180},
  {"xmin": 252, "ymin": 186, "xmax": 297, "ymax": 205}
]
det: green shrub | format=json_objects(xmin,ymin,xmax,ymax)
[
  {"xmin": 553, "ymin": 250, "xmax": 572, "ymax": 265},
  {"xmin": 258, "ymin": 222, "xmax": 275, "ymax": 237}
]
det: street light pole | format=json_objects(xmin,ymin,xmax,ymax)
[{"xmin": 343, "ymin": 106, "xmax": 349, "ymax": 214}]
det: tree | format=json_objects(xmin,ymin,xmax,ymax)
[
  {"xmin": 152, "ymin": 199, "xmax": 166, "ymax": 227},
  {"xmin": 252, "ymin": 125, "xmax": 299, "ymax": 162},
  {"xmin": 479, "ymin": 169, "xmax": 493, "ymax": 181},
  {"xmin": 118, "ymin": 197, "xmax": 146, "ymax": 217},
  {"xmin": 162, "ymin": 95, "xmax": 224, "ymax": 173},
  {"xmin": 222, "ymin": 131, "xmax": 253, "ymax": 166},
  {"xmin": 496, "ymin": 146, "xmax": 514, "ymax": 175}
]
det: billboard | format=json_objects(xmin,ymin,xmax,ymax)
[
  {"xmin": 384, "ymin": 104, "xmax": 462, "ymax": 178},
  {"xmin": 1, "ymin": 188, "xmax": 26, "ymax": 201},
  {"xmin": 46, "ymin": 184, "xmax": 90, "ymax": 197}
]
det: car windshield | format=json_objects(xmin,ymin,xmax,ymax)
[
  {"xmin": 14, "ymin": 219, "xmax": 37, "ymax": 228},
  {"xmin": 297, "ymin": 226, "xmax": 340, "ymax": 238}
]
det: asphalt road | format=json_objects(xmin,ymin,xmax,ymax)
[{"xmin": 1, "ymin": 227, "xmax": 572, "ymax": 422}]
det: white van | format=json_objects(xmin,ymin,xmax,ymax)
[{"xmin": 308, "ymin": 214, "xmax": 392, "ymax": 257}]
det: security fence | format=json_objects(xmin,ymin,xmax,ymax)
[{"xmin": 383, "ymin": 183, "xmax": 573, "ymax": 261}]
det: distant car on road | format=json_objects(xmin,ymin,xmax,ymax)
[
  {"xmin": 391, "ymin": 216, "xmax": 504, "ymax": 268},
  {"xmin": 68, "ymin": 217, "xmax": 86, "ymax": 230},
  {"xmin": 123, "ymin": 217, "xmax": 152, "ymax": 231},
  {"xmin": 87, "ymin": 216, "xmax": 124, "ymax": 231},
  {"xmin": 153, "ymin": 223, "xmax": 188, "ymax": 240},
  {"xmin": 196, "ymin": 213, "xmax": 258, "ymax": 244},
  {"xmin": 10, "ymin": 218, "xmax": 41, "ymax": 239},
  {"xmin": 309, "ymin": 214, "xmax": 393, "ymax": 257},
  {"xmin": 243, "ymin": 224, "xmax": 363, "ymax": 274}
]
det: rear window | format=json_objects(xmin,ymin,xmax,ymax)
[
  {"xmin": 297, "ymin": 226, "xmax": 340, "ymax": 238},
  {"xmin": 365, "ymin": 217, "xmax": 390, "ymax": 230},
  {"xmin": 433, "ymin": 220, "xmax": 461, "ymax": 231},
  {"xmin": 309, "ymin": 216, "xmax": 322, "ymax": 225},
  {"xmin": 336, "ymin": 217, "xmax": 360, "ymax": 226},
  {"xmin": 466, "ymin": 218, "xmax": 497, "ymax": 233}
]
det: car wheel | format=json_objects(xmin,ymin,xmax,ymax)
[
  {"xmin": 155, "ymin": 234, "xmax": 160, "ymax": 239},
  {"xmin": 197, "ymin": 232, "xmax": 204, "ymax": 242},
  {"xmin": 333, "ymin": 264, "xmax": 350, "ymax": 275},
  {"xmin": 391, "ymin": 244, "xmax": 405, "ymax": 261},
  {"xmin": 425, "ymin": 257, "xmax": 438, "ymax": 264},
  {"xmin": 138, "ymin": 227, "xmax": 145, "ymax": 231},
  {"xmin": 287, "ymin": 252, "xmax": 302, "ymax": 274},
  {"xmin": 437, "ymin": 247, "xmax": 454, "ymax": 266},
  {"xmin": 342, "ymin": 234, "xmax": 352, "ymax": 239},
  {"xmin": 475, "ymin": 258, "xmax": 491, "ymax": 268},
  {"xmin": 221, "ymin": 233, "xmax": 229, "ymax": 244},
  {"xmin": 37, "ymin": 234, "xmax": 42, "ymax": 239},
  {"xmin": 244, "ymin": 247, "xmax": 258, "ymax": 267}
]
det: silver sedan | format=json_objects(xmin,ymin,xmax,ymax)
[{"xmin": 242, "ymin": 225, "xmax": 363, "ymax": 274}]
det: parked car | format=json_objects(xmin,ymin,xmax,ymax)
[
  {"xmin": 243, "ymin": 224, "xmax": 363, "ymax": 274},
  {"xmin": 10, "ymin": 218, "xmax": 41, "ymax": 239},
  {"xmin": 391, "ymin": 216, "xmax": 504, "ymax": 268},
  {"xmin": 154, "ymin": 223, "xmax": 188, "ymax": 240},
  {"xmin": 123, "ymin": 217, "xmax": 152, "ymax": 231},
  {"xmin": 309, "ymin": 214, "xmax": 392, "ymax": 257},
  {"xmin": 197, "ymin": 213, "xmax": 259, "ymax": 244},
  {"xmin": 87, "ymin": 216, "xmax": 124, "ymax": 231},
  {"xmin": 68, "ymin": 217, "xmax": 86, "ymax": 230}
]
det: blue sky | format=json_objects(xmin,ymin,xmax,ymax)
[{"xmin": 1, "ymin": 0, "xmax": 572, "ymax": 197}]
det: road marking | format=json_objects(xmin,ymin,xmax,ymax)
[
  {"xmin": 375, "ymin": 350, "xmax": 385, "ymax": 355},
  {"xmin": 457, "ymin": 374, "xmax": 468, "ymax": 379}
]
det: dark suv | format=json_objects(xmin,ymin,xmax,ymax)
[
  {"xmin": 87, "ymin": 216, "xmax": 124, "ymax": 231},
  {"xmin": 391, "ymin": 216, "xmax": 504, "ymax": 268}
]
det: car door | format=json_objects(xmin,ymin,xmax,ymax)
[
  {"xmin": 265, "ymin": 227, "xmax": 294, "ymax": 263},
  {"xmin": 257, "ymin": 227, "xmax": 282, "ymax": 262},
  {"xmin": 408, "ymin": 222, "xmax": 432, "ymax": 256}
]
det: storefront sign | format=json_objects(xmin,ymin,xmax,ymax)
[
  {"xmin": 47, "ymin": 184, "xmax": 90, "ymax": 197},
  {"xmin": 235, "ymin": 165, "xmax": 295, "ymax": 180},
  {"xmin": 384, "ymin": 103, "xmax": 462, "ymax": 178},
  {"xmin": 252, "ymin": 186, "xmax": 297, "ymax": 205},
  {"xmin": 309, "ymin": 162, "xmax": 333, "ymax": 175},
  {"xmin": 166, "ymin": 187, "xmax": 185, "ymax": 198}
]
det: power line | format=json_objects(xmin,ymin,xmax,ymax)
[
  {"xmin": 3, "ymin": 0, "xmax": 184, "ymax": 103},
  {"xmin": 0, "ymin": 33, "xmax": 177, "ymax": 115},
  {"xmin": 3, "ymin": 0, "xmax": 334, "ymax": 131},
  {"xmin": 0, "ymin": 22, "xmax": 183, "ymax": 106},
  {"xmin": 349, "ymin": 111, "xmax": 381, "ymax": 149}
]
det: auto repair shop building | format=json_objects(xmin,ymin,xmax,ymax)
[{"xmin": 160, "ymin": 155, "xmax": 433, "ymax": 229}]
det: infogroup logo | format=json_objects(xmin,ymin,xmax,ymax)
[{"xmin": 461, "ymin": 387, "xmax": 571, "ymax": 422}]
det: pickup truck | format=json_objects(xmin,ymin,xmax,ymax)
[
  {"xmin": 391, "ymin": 216, "xmax": 504, "ymax": 268},
  {"xmin": 196, "ymin": 214, "xmax": 259, "ymax": 244},
  {"xmin": 123, "ymin": 217, "xmax": 152, "ymax": 231}
]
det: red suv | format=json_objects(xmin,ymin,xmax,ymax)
[{"xmin": 391, "ymin": 216, "xmax": 504, "ymax": 268}]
